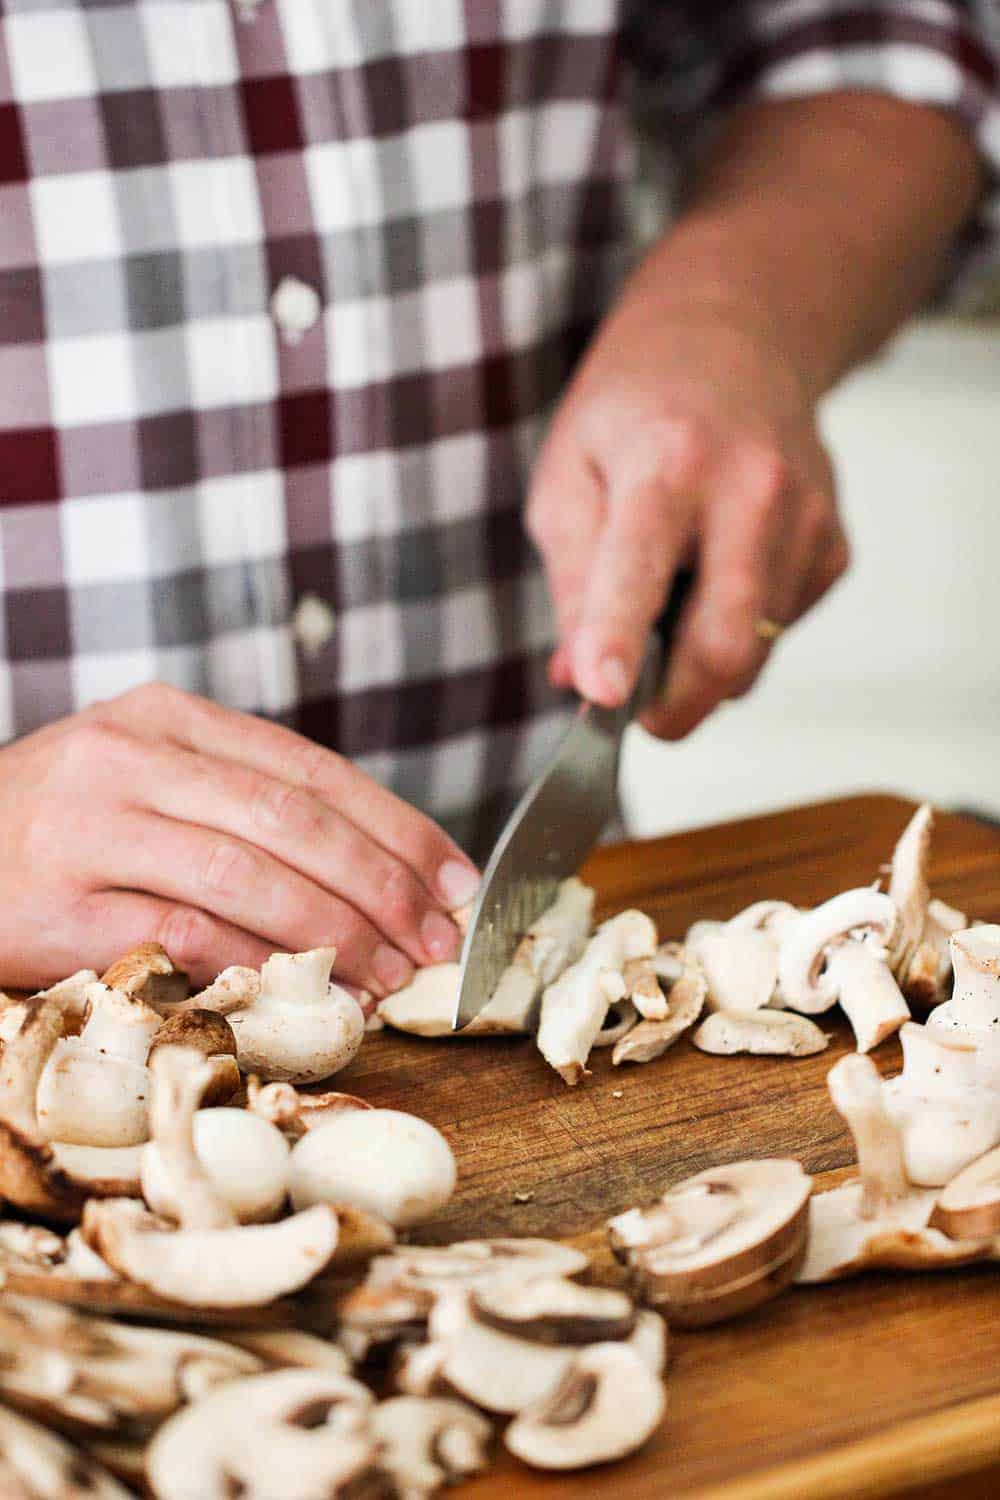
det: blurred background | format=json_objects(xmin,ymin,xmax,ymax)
[{"xmin": 621, "ymin": 316, "xmax": 1000, "ymax": 835}]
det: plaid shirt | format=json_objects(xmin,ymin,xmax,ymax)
[{"xmin": 2, "ymin": 1, "xmax": 998, "ymax": 856}]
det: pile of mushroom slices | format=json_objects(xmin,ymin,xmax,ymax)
[
  {"xmin": 378, "ymin": 806, "xmax": 975, "ymax": 1082},
  {"xmin": 606, "ymin": 922, "xmax": 1000, "ymax": 1323}
]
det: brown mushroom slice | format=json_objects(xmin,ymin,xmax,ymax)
[
  {"xmin": 470, "ymin": 1276, "xmax": 636, "ymax": 1345},
  {"xmin": 504, "ymin": 1342, "xmax": 665, "ymax": 1471},
  {"xmin": 49, "ymin": 1143, "xmax": 144, "ymax": 1197},
  {"xmin": 101, "ymin": 943, "xmax": 189, "ymax": 1007},
  {"xmin": 0, "ymin": 1404, "xmax": 132, "ymax": 1499},
  {"xmin": 363, "ymin": 1237, "xmax": 589, "ymax": 1296},
  {"xmin": 372, "ymin": 1396, "xmax": 492, "ymax": 1497},
  {"xmin": 537, "ymin": 911, "xmax": 658, "ymax": 1085},
  {"xmin": 608, "ymin": 1159, "xmax": 811, "ymax": 1323},
  {"xmin": 613, "ymin": 945, "xmax": 706, "ymax": 1065},
  {"xmin": 693, "ymin": 1010, "xmax": 828, "ymax": 1058},
  {"xmin": 930, "ymin": 1145, "xmax": 1000, "ymax": 1240},
  {"xmin": 246, "ymin": 1077, "xmax": 373, "ymax": 1138},
  {"xmin": 146, "ymin": 1369, "xmax": 380, "ymax": 1500},
  {"xmin": 0, "ymin": 990, "xmax": 89, "ymax": 1221}
]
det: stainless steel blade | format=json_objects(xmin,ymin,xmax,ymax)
[{"xmin": 453, "ymin": 637, "xmax": 664, "ymax": 1030}]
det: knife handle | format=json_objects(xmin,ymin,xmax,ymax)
[{"xmin": 654, "ymin": 568, "xmax": 695, "ymax": 660}]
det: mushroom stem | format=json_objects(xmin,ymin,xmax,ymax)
[
  {"xmin": 827, "ymin": 1054, "xmax": 908, "ymax": 1219},
  {"xmin": 823, "ymin": 943, "xmax": 909, "ymax": 1054},
  {"xmin": 147, "ymin": 1048, "xmax": 236, "ymax": 1231}
]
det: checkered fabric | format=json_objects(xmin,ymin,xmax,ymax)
[{"xmin": 1, "ymin": 1, "xmax": 997, "ymax": 856}]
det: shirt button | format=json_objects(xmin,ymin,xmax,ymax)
[
  {"xmin": 270, "ymin": 276, "xmax": 321, "ymax": 344},
  {"xmin": 293, "ymin": 594, "xmax": 336, "ymax": 659}
]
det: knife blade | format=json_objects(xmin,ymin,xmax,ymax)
[{"xmin": 453, "ymin": 573, "xmax": 693, "ymax": 1029}]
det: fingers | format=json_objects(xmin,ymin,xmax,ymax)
[
  {"xmin": 641, "ymin": 445, "xmax": 788, "ymax": 740},
  {"xmin": 103, "ymin": 685, "xmax": 479, "ymax": 912},
  {"xmin": 525, "ymin": 446, "xmax": 605, "ymax": 686},
  {"xmin": 563, "ymin": 418, "xmax": 702, "ymax": 706},
  {"xmin": 70, "ymin": 891, "xmax": 274, "ymax": 991},
  {"xmin": 105, "ymin": 810, "xmax": 415, "ymax": 996},
  {"xmin": 124, "ymin": 739, "xmax": 461, "ymax": 968}
]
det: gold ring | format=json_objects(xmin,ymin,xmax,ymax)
[{"xmin": 754, "ymin": 616, "xmax": 784, "ymax": 643}]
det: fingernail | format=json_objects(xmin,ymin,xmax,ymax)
[
  {"xmin": 421, "ymin": 909, "xmax": 461, "ymax": 962},
  {"xmin": 373, "ymin": 943, "xmax": 412, "ymax": 993},
  {"xmin": 600, "ymin": 655, "xmax": 631, "ymax": 702},
  {"xmin": 437, "ymin": 859, "xmax": 479, "ymax": 908}
]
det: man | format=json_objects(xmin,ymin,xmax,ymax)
[{"xmin": 0, "ymin": 2, "xmax": 996, "ymax": 993}]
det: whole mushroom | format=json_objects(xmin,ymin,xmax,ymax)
[
  {"xmin": 223, "ymin": 948, "xmax": 365, "ymax": 1084},
  {"xmin": 289, "ymin": 1108, "xmax": 456, "ymax": 1229}
]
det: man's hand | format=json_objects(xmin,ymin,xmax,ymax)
[
  {"xmin": 0, "ymin": 684, "xmax": 479, "ymax": 992},
  {"xmin": 527, "ymin": 93, "xmax": 981, "ymax": 739},
  {"xmin": 527, "ymin": 297, "xmax": 847, "ymax": 739}
]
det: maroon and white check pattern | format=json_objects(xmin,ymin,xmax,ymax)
[{"xmin": 1, "ymin": 0, "xmax": 997, "ymax": 855}]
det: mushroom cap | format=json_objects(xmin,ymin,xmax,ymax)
[
  {"xmin": 504, "ymin": 1341, "xmax": 665, "ymax": 1470},
  {"xmin": 36, "ymin": 1048, "xmax": 151, "ymax": 1148},
  {"xmin": 142, "ymin": 1108, "xmax": 290, "ymax": 1224},
  {"xmin": 427, "ymin": 1289, "xmax": 582, "ymax": 1414},
  {"xmin": 823, "ymin": 942, "xmax": 909, "ymax": 1054},
  {"xmin": 931, "ymin": 1145, "xmax": 1000, "ymax": 1240},
  {"xmin": 372, "ymin": 1396, "xmax": 492, "ymax": 1496},
  {"xmin": 608, "ymin": 1159, "xmax": 811, "ymax": 1302},
  {"xmin": 693, "ymin": 1010, "xmax": 828, "ymax": 1058},
  {"xmin": 148, "ymin": 1009, "xmax": 237, "ymax": 1062},
  {"xmin": 288, "ymin": 1109, "xmax": 456, "ymax": 1229},
  {"xmin": 82, "ymin": 1198, "xmax": 341, "ymax": 1309},
  {"xmin": 145, "ymin": 1369, "xmax": 379, "ymax": 1500},
  {"xmin": 101, "ymin": 944, "xmax": 189, "ymax": 1006},
  {"xmin": 377, "ymin": 965, "xmax": 459, "ymax": 1039},
  {"xmin": 470, "ymin": 1275, "xmax": 635, "ymax": 1346},
  {"xmin": 229, "ymin": 979, "xmax": 364, "ymax": 1084},
  {"xmin": 0, "ymin": 1403, "xmax": 132, "ymax": 1499}
]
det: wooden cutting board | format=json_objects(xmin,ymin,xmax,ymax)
[{"xmin": 341, "ymin": 793, "xmax": 1000, "ymax": 1499}]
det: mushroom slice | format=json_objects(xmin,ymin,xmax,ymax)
[
  {"xmin": 227, "ymin": 948, "xmax": 366, "ymax": 1084},
  {"xmin": 181, "ymin": 965, "xmax": 261, "ymax": 1016},
  {"xmin": 886, "ymin": 806, "xmax": 967, "ymax": 1008},
  {"xmin": 470, "ymin": 1276, "xmax": 635, "ymax": 1346},
  {"xmin": 427, "ymin": 1291, "xmax": 581, "ymax": 1414},
  {"xmin": 613, "ymin": 944, "xmax": 706, "ymax": 1065},
  {"xmin": 538, "ymin": 911, "xmax": 657, "ymax": 1084},
  {"xmin": 777, "ymin": 888, "xmax": 900, "ymax": 1015},
  {"xmin": 0, "ymin": 1294, "xmax": 261, "ymax": 1438},
  {"xmin": 729, "ymin": 900, "xmax": 800, "ymax": 940},
  {"xmin": 142, "ymin": 1107, "xmax": 290, "ymax": 1224},
  {"xmin": 928, "ymin": 925, "xmax": 1000, "ymax": 1039},
  {"xmin": 373, "ymin": 1396, "xmax": 492, "ymax": 1499},
  {"xmin": 504, "ymin": 1342, "xmax": 665, "ymax": 1471},
  {"xmin": 82, "ymin": 1196, "xmax": 341, "ymax": 1309},
  {"xmin": 931, "ymin": 1145, "xmax": 1000, "ymax": 1240},
  {"xmin": 882, "ymin": 1022, "xmax": 1000, "ymax": 1186},
  {"xmin": 0, "ymin": 1404, "xmax": 132, "ymax": 1499},
  {"xmin": 289, "ymin": 1108, "xmax": 456, "ymax": 1229},
  {"xmin": 0, "ymin": 990, "xmax": 89, "ymax": 1220},
  {"xmin": 796, "ymin": 1053, "xmax": 990, "ymax": 1283},
  {"xmin": 363, "ymin": 1237, "xmax": 589, "ymax": 1296},
  {"xmin": 693, "ymin": 1010, "xmax": 827, "ymax": 1058},
  {"xmin": 146, "ymin": 1369, "xmax": 380, "ymax": 1500},
  {"xmin": 246, "ymin": 1077, "xmax": 372, "ymax": 1138},
  {"xmin": 49, "ymin": 1143, "xmax": 144, "ymax": 1197},
  {"xmin": 377, "ymin": 965, "xmax": 460, "ymax": 1039},
  {"xmin": 222, "ymin": 1330, "xmax": 352, "ymax": 1375},
  {"xmin": 591, "ymin": 998, "xmax": 638, "ymax": 1048},
  {"xmin": 686, "ymin": 923, "xmax": 779, "ymax": 1015},
  {"xmin": 101, "ymin": 944, "xmax": 189, "ymax": 1007},
  {"xmin": 621, "ymin": 956, "xmax": 668, "ymax": 1021},
  {"xmin": 608, "ymin": 1159, "xmax": 811, "ymax": 1326},
  {"xmin": 821, "ymin": 941, "xmax": 910, "ymax": 1054}
]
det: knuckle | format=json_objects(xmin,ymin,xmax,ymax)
[
  {"xmin": 748, "ymin": 447, "xmax": 790, "ymax": 510},
  {"xmin": 288, "ymin": 737, "xmax": 332, "ymax": 796},
  {"xmin": 58, "ymin": 720, "xmax": 133, "ymax": 777},
  {"xmin": 201, "ymin": 838, "xmax": 260, "ymax": 899},
  {"xmin": 158, "ymin": 905, "xmax": 215, "ymax": 969},
  {"xmin": 116, "ymin": 680, "xmax": 183, "ymax": 717},
  {"xmin": 253, "ymin": 778, "xmax": 324, "ymax": 841},
  {"xmin": 693, "ymin": 627, "xmax": 756, "ymax": 688},
  {"xmin": 379, "ymin": 861, "xmax": 423, "ymax": 927},
  {"xmin": 652, "ymin": 414, "xmax": 709, "ymax": 486}
]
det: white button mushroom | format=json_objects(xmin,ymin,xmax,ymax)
[
  {"xmin": 226, "ymin": 948, "xmax": 365, "ymax": 1084},
  {"xmin": 142, "ymin": 1108, "xmax": 290, "ymax": 1224},
  {"xmin": 882, "ymin": 1021, "xmax": 1000, "ymax": 1185},
  {"xmin": 928, "ymin": 925, "xmax": 1000, "ymax": 1039},
  {"xmin": 289, "ymin": 1109, "xmax": 456, "ymax": 1229},
  {"xmin": 36, "ymin": 983, "xmax": 162, "ymax": 1147}
]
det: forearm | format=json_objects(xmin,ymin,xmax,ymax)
[{"xmin": 632, "ymin": 92, "xmax": 983, "ymax": 404}]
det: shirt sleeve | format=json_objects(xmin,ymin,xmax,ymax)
[{"xmin": 626, "ymin": 2, "xmax": 1000, "ymax": 312}]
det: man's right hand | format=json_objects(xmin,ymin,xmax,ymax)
[{"xmin": 0, "ymin": 683, "xmax": 479, "ymax": 993}]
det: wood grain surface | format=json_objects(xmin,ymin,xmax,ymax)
[{"xmin": 339, "ymin": 793, "xmax": 1000, "ymax": 1499}]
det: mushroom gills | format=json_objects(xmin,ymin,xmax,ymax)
[{"xmin": 504, "ymin": 1342, "xmax": 665, "ymax": 1470}]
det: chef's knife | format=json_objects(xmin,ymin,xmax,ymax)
[{"xmin": 452, "ymin": 573, "xmax": 694, "ymax": 1029}]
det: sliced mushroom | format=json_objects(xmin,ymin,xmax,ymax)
[
  {"xmin": 693, "ymin": 1010, "xmax": 828, "ymax": 1058},
  {"xmin": 143, "ymin": 1107, "xmax": 290, "ymax": 1224},
  {"xmin": 591, "ymin": 999, "xmax": 638, "ymax": 1048},
  {"xmin": 0, "ymin": 971, "xmax": 99, "ymax": 1048},
  {"xmin": 289, "ymin": 1108, "xmax": 456, "ymax": 1229},
  {"xmin": 362, "ymin": 1238, "xmax": 589, "ymax": 1296},
  {"xmin": 146, "ymin": 1369, "xmax": 380, "ymax": 1500},
  {"xmin": 226, "ymin": 948, "xmax": 365, "ymax": 1084},
  {"xmin": 538, "ymin": 910, "xmax": 658, "ymax": 1084},
  {"xmin": 822, "ymin": 941, "xmax": 911, "ymax": 1054},
  {"xmin": 181, "ymin": 965, "xmax": 261, "ymax": 1017},
  {"xmin": 377, "ymin": 965, "xmax": 461, "ymax": 1039},
  {"xmin": 246, "ymin": 1076, "xmax": 372, "ymax": 1139},
  {"xmin": 372, "ymin": 1396, "xmax": 492, "ymax": 1499},
  {"xmin": 928, "ymin": 925, "xmax": 1000, "ymax": 1039},
  {"xmin": 505, "ymin": 1342, "xmax": 665, "ymax": 1470},
  {"xmin": 882, "ymin": 1021, "xmax": 1000, "ymax": 1185},
  {"xmin": 931, "ymin": 1145, "xmax": 1000, "ymax": 1240},
  {"xmin": 608, "ymin": 1159, "xmax": 812, "ymax": 1326},
  {"xmin": 0, "ymin": 1403, "xmax": 132, "ymax": 1499},
  {"xmin": 612, "ymin": 943, "xmax": 706, "ymax": 1065},
  {"xmin": 888, "ymin": 805, "xmax": 967, "ymax": 1007},
  {"xmin": 36, "ymin": 982, "xmax": 161, "ymax": 1147},
  {"xmin": 0, "ymin": 1293, "xmax": 261, "ymax": 1438},
  {"xmin": 101, "ymin": 943, "xmax": 189, "ymax": 1007},
  {"xmin": 796, "ymin": 1053, "xmax": 990, "ymax": 1283},
  {"xmin": 777, "ymin": 888, "xmax": 900, "ymax": 1014},
  {"xmin": 221, "ymin": 1330, "xmax": 352, "ymax": 1375},
  {"xmin": 49, "ymin": 1143, "xmax": 144, "ymax": 1197},
  {"xmin": 470, "ymin": 1275, "xmax": 635, "ymax": 1344},
  {"xmin": 686, "ymin": 922, "xmax": 779, "ymax": 1015},
  {"xmin": 0, "ymin": 990, "xmax": 90, "ymax": 1220}
]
